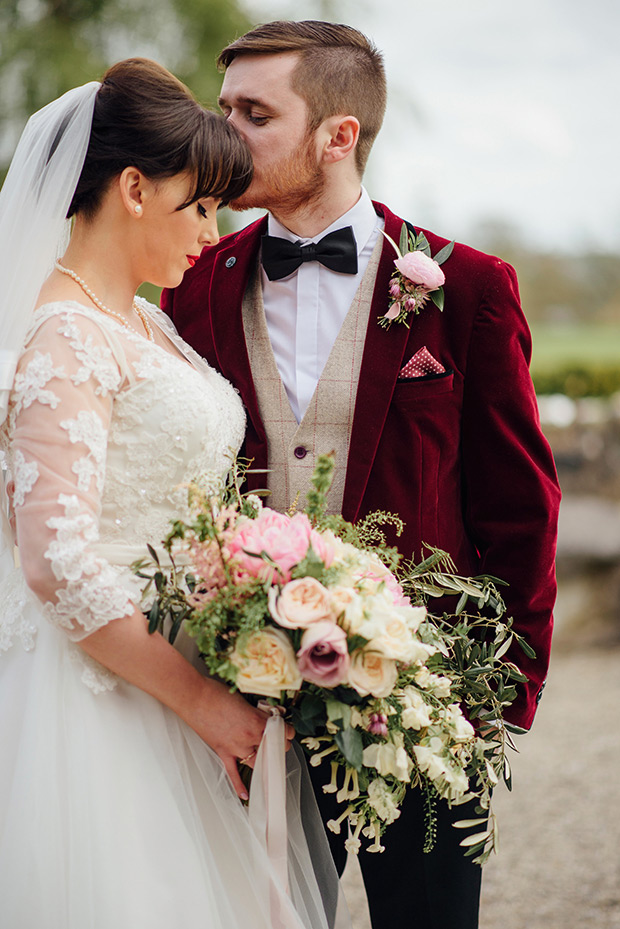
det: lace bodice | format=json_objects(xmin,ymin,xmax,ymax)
[{"xmin": 1, "ymin": 298, "xmax": 245, "ymax": 644}]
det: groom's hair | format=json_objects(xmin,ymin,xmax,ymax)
[{"xmin": 218, "ymin": 20, "xmax": 386, "ymax": 175}]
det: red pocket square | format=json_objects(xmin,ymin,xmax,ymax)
[{"xmin": 399, "ymin": 346, "xmax": 445, "ymax": 378}]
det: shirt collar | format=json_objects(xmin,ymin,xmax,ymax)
[{"xmin": 267, "ymin": 186, "xmax": 378, "ymax": 257}]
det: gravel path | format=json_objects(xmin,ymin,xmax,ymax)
[{"xmin": 341, "ymin": 630, "xmax": 620, "ymax": 928}]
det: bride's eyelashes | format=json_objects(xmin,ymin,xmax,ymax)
[{"xmin": 197, "ymin": 202, "xmax": 208, "ymax": 218}]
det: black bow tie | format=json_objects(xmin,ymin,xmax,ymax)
[{"xmin": 261, "ymin": 226, "xmax": 358, "ymax": 281}]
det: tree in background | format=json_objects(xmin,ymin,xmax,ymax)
[{"xmin": 0, "ymin": 0, "xmax": 251, "ymax": 177}]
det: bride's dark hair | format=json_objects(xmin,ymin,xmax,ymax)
[{"xmin": 68, "ymin": 58, "xmax": 253, "ymax": 219}]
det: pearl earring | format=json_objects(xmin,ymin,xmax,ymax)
[{"xmin": 134, "ymin": 204, "xmax": 143, "ymax": 215}]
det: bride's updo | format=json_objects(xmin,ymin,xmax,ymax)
[{"xmin": 68, "ymin": 58, "xmax": 253, "ymax": 219}]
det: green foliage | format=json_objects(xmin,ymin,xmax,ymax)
[
  {"xmin": 0, "ymin": 0, "xmax": 252, "ymax": 180},
  {"xmin": 533, "ymin": 363, "xmax": 620, "ymax": 399}
]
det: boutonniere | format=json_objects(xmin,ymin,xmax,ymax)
[{"xmin": 379, "ymin": 223, "xmax": 454, "ymax": 329}]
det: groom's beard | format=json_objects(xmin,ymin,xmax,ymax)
[{"xmin": 229, "ymin": 135, "xmax": 326, "ymax": 215}]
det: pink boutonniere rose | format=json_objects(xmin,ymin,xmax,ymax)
[{"xmin": 379, "ymin": 223, "xmax": 454, "ymax": 330}]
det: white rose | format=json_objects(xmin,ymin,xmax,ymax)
[
  {"xmin": 398, "ymin": 687, "xmax": 432, "ymax": 730},
  {"xmin": 269, "ymin": 577, "xmax": 333, "ymax": 629},
  {"xmin": 415, "ymin": 667, "xmax": 432, "ymax": 688},
  {"xmin": 348, "ymin": 648, "xmax": 398, "ymax": 698},
  {"xmin": 442, "ymin": 764, "xmax": 469, "ymax": 799},
  {"xmin": 367, "ymin": 778, "xmax": 402, "ymax": 824},
  {"xmin": 367, "ymin": 605, "xmax": 420, "ymax": 662},
  {"xmin": 330, "ymin": 586, "xmax": 366, "ymax": 633},
  {"xmin": 430, "ymin": 675, "xmax": 452, "ymax": 698},
  {"xmin": 362, "ymin": 742, "xmax": 413, "ymax": 782},
  {"xmin": 443, "ymin": 703, "xmax": 475, "ymax": 741},
  {"xmin": 231, "ymin": 627, "xmax": 302, "ymax": 698},
  {"xmin": 413, "ymin": 741, "xmax": 449, "ymax": 782},
  {"xmin": 363, "ymin": 735, "xmax": 413, "ymax": 783},
  {"xmin": 405, "ymin": 605, "xmax": 427, "ymax": 633}
]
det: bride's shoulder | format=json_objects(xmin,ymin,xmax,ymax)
[{"xmin": 29, "ymin": 299, "xmax": 111, "ymax": 335}]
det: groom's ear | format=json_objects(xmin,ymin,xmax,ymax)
[{"xmin": 320, "ymin": 115, "xmax": 360, "ymax": 166}]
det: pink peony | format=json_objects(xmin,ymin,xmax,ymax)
[
  {"xmin": 394, "ymin": 252, "xmax": 445, "ymax": 290},
  {"xmin": 228, "ymin": 509, "xmax": 313, "ymax": 583},
  {"xmin": 296, "ymin": 621, "xmax": 350, "ymax": 688},
  {"xmin": 309, "ymin": 528, "xmax": 335, "ymax": 568}
]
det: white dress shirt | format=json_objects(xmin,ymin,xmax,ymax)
[{"xmin": 262, "ymin": 187, "xmax": 384, "ymax": 423}]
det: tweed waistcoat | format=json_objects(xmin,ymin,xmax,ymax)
[{"xmin": 241, "ymin": 239, "xmax": 382, "ymax": 514}]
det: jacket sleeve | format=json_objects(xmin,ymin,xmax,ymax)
[{"xmin": 460, "ymin": 258, "xmax": 561, "ymax": 729}]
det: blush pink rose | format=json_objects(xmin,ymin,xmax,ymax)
[
  {"xmin": 228, "ymin": 509, "xmax": 312, "ymax": 583},
  {"xmin": 394, "ymin": 252, "xmax": 445, "ymax": 290},
  {"xmin": 297, "ymin": 621, "xmax": 350, "ymax": 687},
  {"xmin": 268, "ymin": 577, "xmax": 333, "ymax": 629}
]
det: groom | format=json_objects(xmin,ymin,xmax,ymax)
[{"xmin": 162, "ymin": 20, "xmax": 560, "ymax": 929}]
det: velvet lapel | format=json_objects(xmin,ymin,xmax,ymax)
[
  {"xmin": 208, "ymin": 215, "xmax": 268, "ymax": 459},
  {"xmin": 342, "ymin": 203, "xmax": 412, "ymax": 521}
]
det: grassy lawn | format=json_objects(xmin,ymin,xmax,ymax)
[{"xmin": 530, "ymin": 324, "xmax": 620, "ymax": 373}]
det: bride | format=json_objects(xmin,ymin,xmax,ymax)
[{"xmin": 0, "ymin": 58, "xmax": 341, "ymax": 928}]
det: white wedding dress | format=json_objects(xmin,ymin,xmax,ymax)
[{"xmin": 0, "ymin": 299, "xmax": 338, "ymax": 929}]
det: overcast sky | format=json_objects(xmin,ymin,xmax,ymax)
[{"xmin": 245, "ymin": 0, "xmax": 619, "ymax": 253}]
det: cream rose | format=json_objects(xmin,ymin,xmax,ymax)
[
  {"xmin": 231, "ymin": 627, "xmax": 302, "ymax": 698},
  {"xmin": 330, "ymin": 586, "xmax": 366, "ymax": 633},
  {"xmin": 366, "ymin": 606, "xmax": 417, "ymax": 662},
  {"xmin": 268, "ymin": 577, "xmax": 333, "ymax": 629},
  {"xmin": 348, "ymin": 648, "xmax": 398, "ymax": 698}
]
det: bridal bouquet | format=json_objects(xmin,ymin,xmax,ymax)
[{"xmin": 134, "ymin": 456, "xmax": 531, "ymax": 864}]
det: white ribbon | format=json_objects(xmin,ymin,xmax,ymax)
[{"xmin": 249, "ymin": 707, "xmax": 302, "ymax": 929}]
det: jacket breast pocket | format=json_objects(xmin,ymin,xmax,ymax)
[{"xmin": 393, "ymin": 370, "xmax": 454, "ymax": 405}]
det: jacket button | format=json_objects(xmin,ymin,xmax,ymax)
[
  {"xmin": 293, "ymin": 446, "xmax": 307, "ymax": 459},
  {"xmin": 225, "ymin": 256, "xmax": 236, "ymax": 268}
]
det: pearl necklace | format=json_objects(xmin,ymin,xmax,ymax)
[{"xmin": 54, "ymin": 262, "xmax": 154, "ymax": 342}]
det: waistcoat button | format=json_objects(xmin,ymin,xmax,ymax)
[{"xmin": 293, "ymin": 446, "xmax": 307, "ymax": 459}]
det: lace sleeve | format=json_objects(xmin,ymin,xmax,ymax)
[{"xmin": 8, "ymin": 306, "xmax": 137, "ymax": 640}]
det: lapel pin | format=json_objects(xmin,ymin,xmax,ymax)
[{"xmin": 225, "ymin": 256, "xmax": 237, "ymax": 268}]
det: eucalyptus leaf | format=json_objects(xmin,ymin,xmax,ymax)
[
  {"xmin": 460, "ymin": 830, "xmax": 492, "ymax": 847},
  {"xmin": 433, "ymin": 241, "xmax": 455, "ymax": 265},
  {"xmin": 455, "ymin": 591, "xmax": 468, "ymax": 615},
  {"xmin": 147, "ymin": 600, "xmax": 160, "ymax": 635},
  {"xmin": 517, "ymin": 637, "xmax": 537, "ymax": 659},
  {"xmin": 504, "ymin": 721, "xmax": 529, "ymax": 736},
  {"xmin": 326, "ymin": 699, "xmax": 351, "ymax": 729},
  {"xmin": 334, "ymin": 727, "xmax": 363, "ymax": 770},
  {"xmin": 430, "ymin": 288, "xmax": 445, "ymax": 311},
  {"xmin": 493, "ymin": 635, "xmax": 514, "ymax": 661},
  {"xmin": 399, "ymin": 222, "xmax": 409, "ymax": 256}
]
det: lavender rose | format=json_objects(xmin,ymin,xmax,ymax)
[{"xmin": 296, "ymin": 621, "xmax": 350, "ymax": 687}]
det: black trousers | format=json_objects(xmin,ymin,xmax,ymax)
[{"xmin": 308, "ymin": 758, "xmax": 483, "ymax": 929}]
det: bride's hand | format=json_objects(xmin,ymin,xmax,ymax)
[{"xmin": 193, "ymin": 680, "xmax": 295, "ymax": 800}]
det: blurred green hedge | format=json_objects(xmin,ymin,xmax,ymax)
[{"xmin": 533, "ymin": 365, "xmax": 620, "ymax": 398}]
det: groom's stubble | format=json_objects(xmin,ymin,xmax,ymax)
[{"xmin": 228, "ymin": 131, "xmax": 326, "ymax": 218}]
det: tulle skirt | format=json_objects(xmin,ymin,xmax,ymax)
[{"xmin": 0, "ymin": 573, "xmax": 344, "ymax": 929}]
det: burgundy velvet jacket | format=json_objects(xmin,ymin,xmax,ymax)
[{"xmin": 162, "ymin": 201, "xmax": 561, "ymax": 730}]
